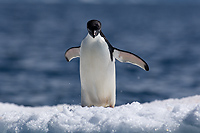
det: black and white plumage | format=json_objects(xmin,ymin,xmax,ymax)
[{"xmin": 65, "ymin": 20, "xmax": 149, "ymax": 107}]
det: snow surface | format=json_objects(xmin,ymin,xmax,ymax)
[{"xmin": 0, "ymin": 95, "xmax": 200, "ymax": 133}]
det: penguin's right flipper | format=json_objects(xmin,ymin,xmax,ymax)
[
  {"xmin": 65, "ymin": 46, "xmax": 80, "ymax": 62},
  {"xmin": 113, "ymin": 48, "xmax": 149, "ymax": 71}
]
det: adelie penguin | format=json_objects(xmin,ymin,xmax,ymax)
[{"xmin": 65, "ymin": 20, "xmax": 149, "ymax": 108}]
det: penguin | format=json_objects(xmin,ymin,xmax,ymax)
[{"xmin": 65, "ymin": 20, "xmax": 149, "ymax": 108}]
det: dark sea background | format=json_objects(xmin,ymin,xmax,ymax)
[{"xmin": 0, "ymin": 0, "xmax": 200, "ymax": 106}]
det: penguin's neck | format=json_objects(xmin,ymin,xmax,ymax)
[
  {"xmin": 81, "ymin": 34, "xmax": 108, "ymax": 55},
  {"xmin": 86, "ymin": 33, "xmax": 102, "ymax": 42}
]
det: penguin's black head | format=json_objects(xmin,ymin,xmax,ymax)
[{"xmin": 87, "ymin": 20, "xmax": 101, "ymax": 38}]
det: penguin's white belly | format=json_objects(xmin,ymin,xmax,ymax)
[{"xmin": 80, "ymin": 35, "xmax": 116, "ymax": 107}]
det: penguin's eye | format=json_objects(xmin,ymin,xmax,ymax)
[{"xmin": 88, "ymin": 28, "xmax": 91, "ymax": 33}]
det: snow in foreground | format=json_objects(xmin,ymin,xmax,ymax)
[{"xmin": 0, "ymin": 95, "xmax": 200, "ymax": 133}]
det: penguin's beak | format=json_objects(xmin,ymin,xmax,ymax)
[{"xmin": 93, "ymin": 30, "xmax": 98, "ymax": 38}]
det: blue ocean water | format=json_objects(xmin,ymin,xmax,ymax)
[{"xmin": 0, "ymin": 1, "xmax": 200, "ymax": 106}]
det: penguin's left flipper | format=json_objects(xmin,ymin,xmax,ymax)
[
  {"xmin": 65, "ymin": 46, "xmax": 80, "ymax": 62},
  {"xmin": 113, "ymin": 48, "xmax": 149, "ymax": 71}
]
